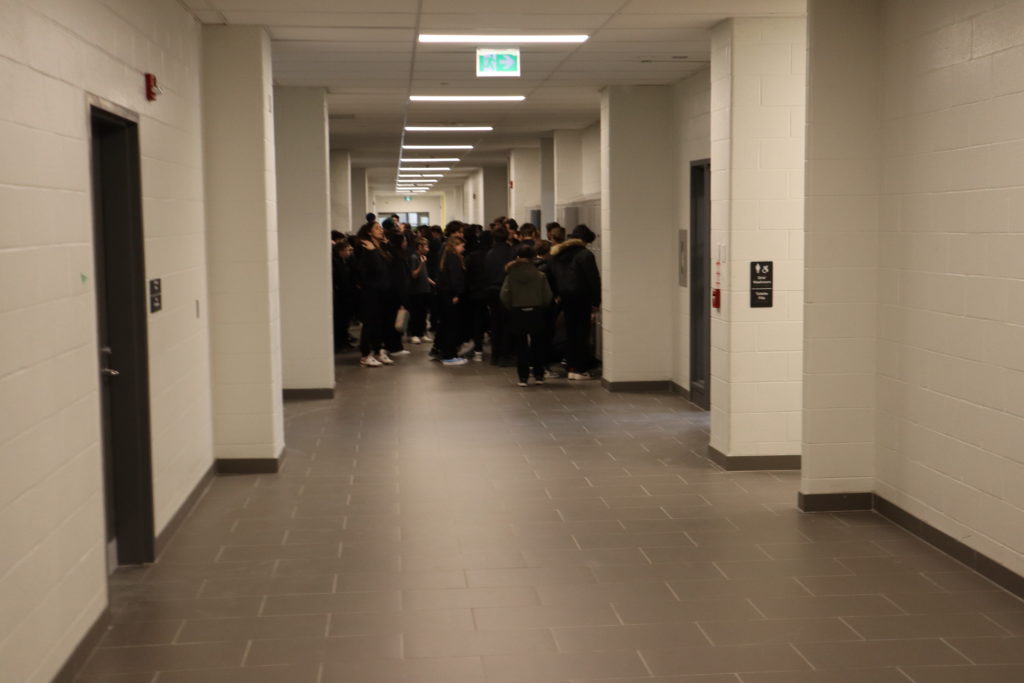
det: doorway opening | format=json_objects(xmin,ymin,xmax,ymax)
[
  {"xmin": 90, "ymin": 102, "xmax": 155, "ymax": 568},
  {"xmin": 689, "ymin": 159, "xmax": 711, "ymax": 410}
]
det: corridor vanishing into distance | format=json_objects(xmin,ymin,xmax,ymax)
[{"xmin": 80, "ymin": 350, "xmax": 1024, "ymax": 682}]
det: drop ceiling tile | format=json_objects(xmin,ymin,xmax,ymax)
[
  {"xmin": 193, "ymin": 9, "xmax": 226, "ymax": 23},
  {"xmin": 268, "ymin": 27, "xmax": 415, "ymax": 42},
  {"xmin": 621, "ymin": 0, "xmax": 804, "ymax": 14},
  {"xmin": 210, "ymin": 0, "xmax": 419, "ymax": 11},
  {"xmin": 418, "ymin": 13, "xmax": 611, "ymax": 30},
  {"xmin": 223, "ymin": 11, "xmax": 418, "ymax": 27}
]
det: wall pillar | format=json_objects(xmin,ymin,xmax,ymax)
[
  {"xmin": 202, "ymin": 25, "xmax": 283, "ymax": 466},
  {"xmin": 600, "ymin": 85, "xmax": 676, "ymax": 384},
  {"xmin": 482, "ymin": 164, "xmax": 509, "ymax": 224},
  {"xmin": 330, "ymin": 150, "xmax": 352, "ymax": 232},
  {"xmin": 708, "ymin": 17, "xmax": 807, "ymax": 465},
  {"xmin": 508, "ymin": 148, "xmax": 540, "ymax": 225},
  {"xmin": 274, "ymin": 87, "xmax": 334, "ymax": 395},
  {"xmin": 539, "ymin": 136, "xmax": 555, "ymax": 227},
  {"xmin": 553, "ymin": 129, "xmax": 583, "ymax": 214},
  {"xmin": 350, "ymin": 167, "xmax": 367, "ymax": 230}
]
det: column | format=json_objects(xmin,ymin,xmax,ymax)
[
  {"xmin": 330, "ymin": 150, "xmax": 352, "ymax": 232},
  {"xmin": 482, "ymin": 164, "xmax": 508, "ymax": 224},
  {"xmin": 350, "ymin": 167, "xmax": 368, "ymax": 230},
  {"xmin": 600, "ymin": 85, "xmax": 676, "ymax": 385},
  {"xmin": 554, "ymin": 129, "xmax": 583, "ymax": 213},
  {"xmin": 202, "ymin": 25, "xmax": 283, "ymax": 468},
  {"xmin": 274, "ymin": 87, "xmax": 334, "ymax": 396},
  {"xmin": 508, "ymin": 148, "xmax": 540, "ymax": 225},
  {"xmin": 708, "ymin": 17, "xmax": 807, "ymax": 466},
  {"xmin": 539, "ymin": 136, "xmax": 555, "ymax": 227},
  {"xmin": 800, "ymin": 0, "xmax": 881, "ymax": 504}
]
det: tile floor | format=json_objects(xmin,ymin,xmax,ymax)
[{"xmin": 78, "ymin": 347, "xmax": 1024, "ymax": 681}]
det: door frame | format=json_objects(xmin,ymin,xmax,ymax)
[
  {"xmin": 689, "ymin": 159, "xmax": 711, "ymax": 410},
  {"xmin": 88, "ymin": 95, "xmax": 156, "ymax": 566}
]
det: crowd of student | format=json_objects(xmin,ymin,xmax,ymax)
[{"xmin": 331, "ymin": 213, "xmax": 601, "ymax": 385}]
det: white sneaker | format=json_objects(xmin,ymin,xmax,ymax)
[
  {"xmin": 410, "ymin": 336, "xmax": 422, "ymax": 344},
  {"xmin": 360, "ymin": 355, "xmax": 382, "ymax": 367},
  {"xmin": 442, "ymin": 357, "xmax": 468, "ymax": 366},
  {"xmin": 377, "ymin": 351, "xmax": 394, "ymax": 365},
  {"xmin": 422, "ymin": 334, "xmax": 434, "ymax": 343},
  {"xmin": 568, "ymin": 371, "xmax": 594, "ymax": 381},
  {"xmin": 458, "ymin": 342, "xmax": 474, "ymax": 357},
  {"xmin": 473, "ymin": 351, "xmax": 484, "ymax": 362},
  {"xmin": 391, "ymin": 349, "xmax": 411, "ymax": 356},
  {"xmin": 517, "ymin": 380, "xmax": 528, "ymax": 387}
]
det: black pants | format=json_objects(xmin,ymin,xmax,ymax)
[
  {"xmin": 486, "ymin": 289, "xmax": 510, "ymax": 364},
  {"xmin": 333, "ymin": 291, "xmax": 353, "ymax": 351},
  {"xmin": 509, "ymin": 308, "xmax": 546, "ymax": 382},
  {"xmin": 437, "ymin": 294, "xmax": 460, "ymax": 359},
  {"xmin": 562, "ymin": 298, "xmax": 594, "ymax": 373},
  {"xmin": 464, "ymin": 297, "xmax": 488, "ymax": 352},
  {"xmin": 381, "ymin": 291, "xmax": 404, "ymax": 352},
  {"xmin": 407, "ymin": 292, "xmax": 431, "ymax": 338},
  {"xmin": 358, "ymin": 288, "xmax": 385, "ymax": 357}
]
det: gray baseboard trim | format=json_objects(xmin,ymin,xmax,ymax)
[
  {"xmin": 155, "ymin": 462, "xmax": 215, "ymax": 557},
  {"xmin": 601, "ymin": 379, "xmax": 673, "ymax": 393},
  {"xmin": 52, "ymin": 607, "xmax": 112, "ymax": 683},
  {"xmin": 707, "ymin": 446, "xmax": 801, "ymax": 471},
  {"xmin": 670, "ymin": 382, "xmax": 692, "ymax": 401},
  {"xmin": 799, "ymin": 491, "xmax": 1024, "ymax": 600},
  {"xmin": 215, "ymin": 448, "xmax": 283, "ymax": 475},
  {"xmin": 283, "ymin": 388, "xmax": 334, "ymax": 400}
]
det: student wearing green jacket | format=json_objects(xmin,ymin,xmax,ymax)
[{"xmin": 500, "ymin": 244, "xmax": 554, "ymax": 386}]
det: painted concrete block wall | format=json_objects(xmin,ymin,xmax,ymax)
[
  {"xmin": 671, "ymin": 69, "xmax": 712, "ymax": 391},
  {"xmin": 539, "ymin": 137, "xmax": 555, "ymax": 227},
  {"xmin": 873, "ymin": 0, "xmax": 1024, "ymax": 575},
  {"xmin": 709, "ymin": 17, "xmax": 807, "ymax": 458},
  {"xmin": 553, "ymin": 129, "xmax": 583, "ymax": 206},
  {"xmin": 350, "ymin": 166, "xmax": 368, "ymax": 230},
  {"xmin": 483, "ymin": 165, "xmax": 509, "ymax": 224},
  {"xmin": 802, "ymin": 0, "xmax": 881, "ymax": 495},
  {"xmin": 329, "ymin": 150, "xmax": 352, "ymax": 233},
  {"xmin": 580, "ymin": 122, "xmax": 601, "ymax": 199},
  {"xmin": 463, "ymin": 170, "xmax": 484, "ymax": 225},
  {"xmin": 508, "ymin": 148, "xmax": 541, "ymax": 225},
  {"xmin": 0, "ymin": 1, "xmax": 212, "ymax": 680},
  {"xmin": 202, "ymin": 25, "xmax": 284, "ymax": 462},
  {"xmin": 274, "ymin": 87, "xmax": 334, "ymax": 392},
  {"xmin": 600, "ymin": 86, "xmax": 677, "ymax": 383}
]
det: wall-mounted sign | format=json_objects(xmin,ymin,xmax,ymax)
[
  {"xmin": 477, "ymin": 48, "xmax": 521, "ymax": 77},
  {"xmin": 750, "ymin": 261, "xmax": 773, "ymax": 308}
]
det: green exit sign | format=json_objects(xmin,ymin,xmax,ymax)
[{"xmin": 476, "ymin": 48, "xmax": 520, "ymax": 78}]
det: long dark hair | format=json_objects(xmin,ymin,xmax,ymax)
[{"xmin": 440, "ymin": 236, "xmax": 465, "ymax": 271}]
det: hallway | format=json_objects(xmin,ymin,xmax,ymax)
[{"xmin": 78, "ymin": 350, "xmax": 1024, "ymax": 682}]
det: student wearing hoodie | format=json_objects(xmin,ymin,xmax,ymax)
[
  {"xmin": 484, "ymin": 225, "xmax": 518, "ymax": 365},
  {"xmin": 435, "ymin": 236, "xmax": 468, "ymax": 366},
  {"xmin": 548, "ymin": 224, "xmax": 601, "ymax": 380},
  {"xmin": 500, "ymin": 244, "xmax": 554, "ymax": 387}
]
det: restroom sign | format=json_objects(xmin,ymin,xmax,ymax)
[
  {"xmin": 750, "ymin": 261, "xmax": 773, "ymax": 308},
  {"xmin": 477, "ymin": 48, "xmax": 521, "ymax": 77}
]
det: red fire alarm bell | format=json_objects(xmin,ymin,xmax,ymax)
[{"xmin": 145, "ymin": 73, "xmax": 161, "ymax": 101}]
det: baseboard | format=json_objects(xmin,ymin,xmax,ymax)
[
  {"xmin": 798, "ymin": 491, "xmax": 874, "ymax": 512},
  {"xmin": 799, "ymin": 492, "xmax": 1024, "ymax": 601},
  {"xmin": 215, "ymin": 448, "xmax": 283, "ymax": 475},
  {"xmin": 601, "ymin": 379, "xmax": 673, "ymax": 393},
  {"xmin": 670, "ymin": 382, "xmax": 692, "ymax": 401},
  {"xmin": 707, "ymin": 446, "xmax": 801, "ymax": 471},
  {"xmin": 52, "ymin": 607, "xmax": 112, "ymax": 683},
  {"xmin": 154, "ymin": 462, "xmax": 215, "ymax": 557},
  {"xmin": 283, "ymin": 388, "xmax": 334, "ymax": 400}
]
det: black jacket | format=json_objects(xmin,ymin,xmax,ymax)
[
  {"xmin": 437, "ymin": 252, "xmax": 466, "ymax": 296},
  {"xmin": 548, "ymin": 239, "xmax": 601, "ymax": 307},
  {"xmin": 465, "ymin": 248, "xmax": 490, "ymax": 301},
  {"xmin": 355, "ymin": 244, "xmax": 391, "ymax": 292},
  {"xmin": 483, "ymin": 242, "xmax": 517, "ymax": 291}
]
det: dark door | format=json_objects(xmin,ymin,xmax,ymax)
[
  {"xmin": 689, "ymin": 160, "xmax": 711, "ymax": 410},
  {"xmin": 90, "ymin": 105, "xmax": 155, "ymax": 567}
]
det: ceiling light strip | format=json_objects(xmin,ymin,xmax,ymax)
[
  {"xmin": 403, "ymin": 145, "xmax": 473, "ymax": 150},
  {"xmin": 410, "ymin": 96, "xmax": 523, "ymax": 102},
  {"xmin": 419, "ymin": 34, "xmax": 588, "ymax": 44}
]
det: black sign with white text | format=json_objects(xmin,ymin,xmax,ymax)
[{"xmin": 750, "ymin": 261, "xmax": 773, "ymax": 308}]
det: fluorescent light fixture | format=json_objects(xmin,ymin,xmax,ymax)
[
  {"xmin": 403, "ymin": 145, "xmax": 473, "ymax": 150},
  {"xmin": 398, "ymin": 174, "xmax": 424, "ymax": 178},
  {"xmin": 422, "ymin": 174, "xmax": 444, "ymax": 178},
  {"xmin": 405, "ymin": 125, "xmax": 493, "ymax": 132},
  {"xmin": 410, "ymin": 96, "xmax": 523, "ymax": 102},
  {"xmin": 400, "ymin": 158, "xmax": 460, "ymax": 162},
  {"xmin": 419, "ymin": 34, "xmax": 588, "ymax": 44},
  {"xmin": 400, "ymin": 166, "xmax": 451, "ymax": 171}
]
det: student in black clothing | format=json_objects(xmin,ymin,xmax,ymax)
[
  {"xmin": 501, "ymin": 244, "xmax": 553, "ymax": 387},
  {"xmin": 354, "ymin": 220, "xmax": 393, "ymax": 368},
  {"xmin": 406, "ymin": 237, "xmax": 433, "ymax": 344},
  {"xmin": 381, "ymin": 231, "xmax": 411, "ymax": 355},
  {"xmin": 483, "ymin": 225, "xmax": 518, "ymax": 365},
  {"xmin": 463, "ymin": 229, "xmax": 491, "ymax": 361},
  {"xmin": 332, "ymin": 238, "xmax": 357, "ymax": 351},
  {"xmin": 435, "ymin": 236, "xmax": 468, "ymax": 366},
  {"xmin": 548, "ymin": 224, "xmax": 601, "ymax": 380}
]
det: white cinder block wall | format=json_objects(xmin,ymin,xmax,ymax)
[
  {"xmin": 508, "ymin": 148, "xmax": 541, "ymax": 225},
  {"xmin": 671, "ymin": 69, "xmax": 712, "ymax": 391},
  {"xmin": 710, "ymin": 17, "xmax": 807, "ymax": 458},
  {"xmin": 876, "ymin": 0, "xmax": 1024, "ymax": 574},
  {"xmin": 330, "ymin": 150, "xmax": 352, "ymax": 232},
  {"xmin": 0, "ymin": 1, "xmax": 212, "ymax": 680}
]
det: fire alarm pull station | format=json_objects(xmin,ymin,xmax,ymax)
[{"xmin": 711, "ymin": 244, "xmax": 723, "ymax": 311}]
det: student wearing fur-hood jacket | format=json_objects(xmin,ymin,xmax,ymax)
[{"xmin": 547, "ymin": 224, "xmax": 601, "ymax": 380}]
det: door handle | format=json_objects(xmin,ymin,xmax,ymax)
[{"xmin": 102, "ymin": 368, "xmax": 120, "ymax": 377}]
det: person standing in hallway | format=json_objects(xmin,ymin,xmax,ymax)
[
  {"xmin": 354, "ymin": 219, "xmax": 393, "ymax": 367},
  {"xmin": 463, "ymin": 229, "xmax": 491, "ymax": 361},
  {"xmin": 501, "ymin": 244, "xmax": 553, "ymax": 387},
  {"xmin": 549, "ymin": 224, "xmax": 601, "ymax": 380},
  {"xmin": 546, "ymin": 222, "xmax": 565, "ymax": 246},
  {"xmin": 435, "ymin": 236, "xmax": 468, "ymax": 366},
  {"xmin": 484, "ymin": 225, "xmax": 517, "ymax": 366},
  {"xmin": 381, "ymin": 230, "xmax": 411, "ymax": 357},
  {"xmin": 332, "ymin": 237, "xmax": 357, "ymax": 351},
  {"xmin": 406, "ymin": 237, "xmax": 433, "ymax": 344}
]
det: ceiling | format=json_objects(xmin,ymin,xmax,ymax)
[{"xmin": 181, "ymin": 0, "xmax": 804, "ymax": 194}]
